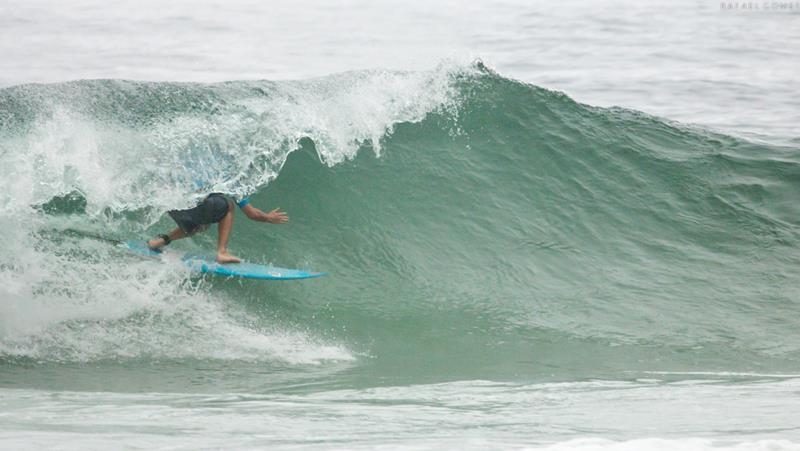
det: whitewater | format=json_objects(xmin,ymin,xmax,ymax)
[{"xmin": 1, "ymin": 1, "xmax": 799, "ymax": 450}]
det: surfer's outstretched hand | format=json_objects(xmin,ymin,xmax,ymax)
[
  {"xmin": 265, "ymin": 208, "xmax": 289, "ymax": 224},
  {"xmin": 241, "ymin": 204, "xmax": 289, "ymax": 224}
]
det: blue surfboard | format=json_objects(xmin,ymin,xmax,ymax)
[{"xmin": 123, "ymin": 241, "xmax": 326, "ymax": 280}]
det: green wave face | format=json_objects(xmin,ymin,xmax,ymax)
[{"xmin": 1, "ymin": 64, "xmax": 799, "ymax": 385}]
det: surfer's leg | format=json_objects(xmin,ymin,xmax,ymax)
[
  {"xmin": 216, "ymin": 208, "xmax": 241, "ymax": 264},
  {"xmin": 147, "ymin": 228, "xmax": 186, "ymax": 249}
]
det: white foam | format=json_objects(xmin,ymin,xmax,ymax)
[
  {"xmin": 1, "ymin": 62, "xmax": 473, "ymax": 216},
  {"xmin": 1, "ymin": 380, "xmax": 799, "ymax": 450},
  {"xmin": 526, "ymin": 438, "xmax": 800, "ymax": 451},
  {"xmin": 0, "ymin": 222, "xmax": 352, "ymax": 364},
  {"xmin": 0, "ymin": 65, "xmax": 473, "ymax": 363}
]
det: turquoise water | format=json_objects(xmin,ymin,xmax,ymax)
[{"xmin": 1, "ymin": 1, "xmax": 800, "ymax": 450}]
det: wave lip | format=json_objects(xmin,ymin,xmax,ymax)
[{"xmin": 0, "ymin": 61, "xmax": 476, "ymax": 215}]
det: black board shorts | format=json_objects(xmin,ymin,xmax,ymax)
[{"xmin": 168, "ymin": 193, "xmax": 233, "ymax": 235}]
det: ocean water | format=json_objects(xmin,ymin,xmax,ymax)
[{"xmin": 1, "ymin": 1, "xmax": 799, "ymax": 450}]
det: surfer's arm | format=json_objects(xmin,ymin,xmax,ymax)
[{"xmin": 240, "ymin": 204, "xmax": 289, "ymax": 224}]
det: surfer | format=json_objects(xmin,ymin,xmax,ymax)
[{"xmin": 147, "ymin": 193, "xmax": 289, "ymax": 263}]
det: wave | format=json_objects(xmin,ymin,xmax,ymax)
[{"xmin": 1, "ymin": 62, "xmax": 799, "ymax": 376}]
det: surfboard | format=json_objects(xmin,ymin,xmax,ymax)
[{"xmin": 122, "ymin": 240, "xmax": 326, "ymax": 280}]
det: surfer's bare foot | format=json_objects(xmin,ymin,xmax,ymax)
[
  {"xmin": 147, "ymin": 233, "xmax": 173, "ymax": 250},
  {"xmin": 147, "ymin": 238, "xmax": 164, "ymax": 249},
  {"xmin": 216, "ymin": 251, "xmax": 241, "ymax": 264}
]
